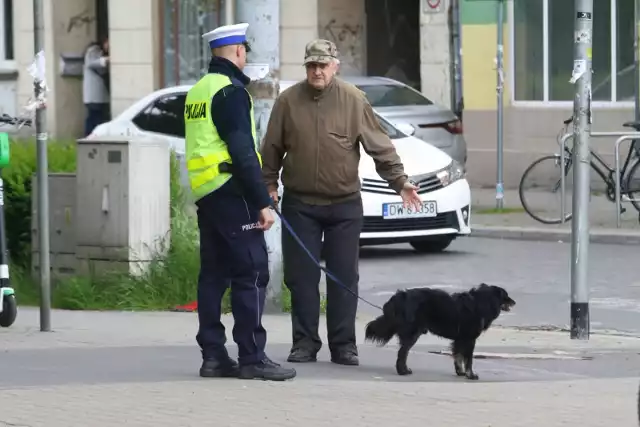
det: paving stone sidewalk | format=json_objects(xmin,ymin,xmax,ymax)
[{"xmin": 0, "ymin": 308, "xmax": 639, "ymax": 426}]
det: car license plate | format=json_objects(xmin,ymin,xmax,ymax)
[{"xmin": 382, "ymin": 201, "xmax": 437, "ymax": 219}]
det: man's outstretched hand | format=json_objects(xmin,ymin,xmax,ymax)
[{"xmin": 400, "ymin": 181, "xmax": 422, "ymax": 211}]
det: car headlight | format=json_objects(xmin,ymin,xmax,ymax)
[{"xmin": 436, "ymin": 160, "xmax": 465, "ymax": 187}]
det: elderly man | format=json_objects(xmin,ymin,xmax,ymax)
[{"xmin": 261, "ymin": 39, "xmax": 421, "ymax": 366}]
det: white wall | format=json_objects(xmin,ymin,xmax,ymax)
[
  {"xmin": 317, "ymin": 0, "xmax": 366, "ymax": 76},
  {"xmin": 108, "ymin": 0, "xmax": 161, "ymax": 117},
  {"xmin": 14, "ymin": 0, "xmax": 95, "ymax": 139},
  {"xmin": 0, "ymin": 0, "xmax": 17, "ymax": 118},
  {"xmin": 280, "ymin": 0, "xmax": 318, "ymax": 81},
  {"xmin": 420, "ymin": 0, "xmax": 452, "ymax": 107}
]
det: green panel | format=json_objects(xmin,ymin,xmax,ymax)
[
  {"xmin": 461, "ymin": 0, "xmax": 505, "ymax": 26},
  {"xmin": 0, "ymin": 133, "xmax": 9, "ymax": 168}
]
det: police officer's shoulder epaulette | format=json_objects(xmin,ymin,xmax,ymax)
[
  {"xmin": 217, "ymin": 79, "xmax": 245, "ymax": 99},
  {"xmin": 228, "ymin": 77, "xmax": 245, "ymax": 89}
]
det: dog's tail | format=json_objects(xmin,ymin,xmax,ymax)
[
  {"xmin": 364, "ymin": 291, "xmax": 407, "ymax": 346},
  {"xmin": 364, "ymin": 315, "xmax": 396, "ymax": 345}
]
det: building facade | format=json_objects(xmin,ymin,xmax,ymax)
[
  {"xmin": 1, "ymin": 0, "xmax": 635, "ymax": 188},
  {"xmin": 462, "ymin": 0, "xmax": 635, "ymax": 188}
]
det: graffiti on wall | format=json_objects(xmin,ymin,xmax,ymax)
[
  {"xmin": 67, "ymin": 8, "xmax": 96, "ymax": 34},
  {"xmin": 321, "ymin": 18, "xmax": 364, "ymax": 75}
]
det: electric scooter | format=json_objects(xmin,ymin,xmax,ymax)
[{"xmin": 0, "ymin": 113, "xmax": 28, "ymax": 327}]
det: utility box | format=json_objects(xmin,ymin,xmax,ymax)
[
  {"xmin": 31, "ymin": 173, "xmax": 78, "ymax": 279},
  {"xmin": 75, "ymin": 136, "xmax": 170, "ymax": 276}
]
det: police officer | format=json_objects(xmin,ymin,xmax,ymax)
[{"xmin": 185, "ymin": 22, "xmax": 296, "ymax": 381}]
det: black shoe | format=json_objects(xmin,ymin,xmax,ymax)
[
  {"xmin": 264, "ymin": 356, "xmax": 281, "ymax": 367},
  {"xmin": 199, "ymin": 357, "xmax": 240, "ymax": 378},
  {"xmin": 287, "ymin": 348, "xmax": 317, "ymax": 363},
  {"xmin": 238, "ymin": 358, "xmax": 297, "ymax": 381},
  {"xmin": 330, "ymin": 349, "xmax": 359, "ymax": 366}
]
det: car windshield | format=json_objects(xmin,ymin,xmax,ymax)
[
  {"xmin": 375, "ymin": 114, "xmax": 404, "ymax": 140},
  {"xmin": 357, "ymin": 84, "xmax": 433, "ymax": 107}
]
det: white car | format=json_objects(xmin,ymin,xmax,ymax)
[{"xmin": 89, "ymin": 83, "xmax": 471, "ymax": 252}]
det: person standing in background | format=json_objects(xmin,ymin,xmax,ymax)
[{"xmin": 82, "ymin": 36, "xmax": 110, "ymax": 136}]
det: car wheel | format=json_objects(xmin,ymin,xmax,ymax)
[{"xmin": 409, "ymin": 237, "xmax": 454, "ymax": 253}]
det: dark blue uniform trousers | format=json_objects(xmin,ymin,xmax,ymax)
[{"xmin": 195, "ymin": 189, "xmax": 270, "ymax": 365}]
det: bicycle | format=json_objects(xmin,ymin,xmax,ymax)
[{"xmin": 518, "ymin": 116, "xmax": 640, "ymax": 224}]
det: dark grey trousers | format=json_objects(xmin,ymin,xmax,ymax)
[{"xmin": 281, "ymin": 193, "xmax": 363, "ymax": 355}]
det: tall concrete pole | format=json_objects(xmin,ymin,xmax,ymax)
[
  {"xmin": 33, "ymin": 0, "xmax": 51, "ymax": 332},
  {"xmin": 495, "ymin": 0, "xmax": 505, "ymax": 209},
  {"xmin": 449, "ymin": 0, "xmax": 464, "ymax": 121},
  {"xmin": 236, "ymin": 0, "xmax": 282, "ymax": 313},
  {"xmin": 224, "ymin": 0, "xmax": 235, "ymax": 25},
  {"xmin": 569, "ymin": 0, "xmax": 593, "ymax": 340}
]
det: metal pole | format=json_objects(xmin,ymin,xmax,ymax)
[
  {"xmin": 236, "ymin": 0, "xmax": 281, "ymax": 312},
  {"xmin": 569, "ymin": 0, "xmax": 593, "ymax": 340},
  {"xmin": 635, "ymin": 0, "xmax": 640, "ymax": 121},
  {"xmin": 33, "ymin": 0, "xmax": 51, "ymax": 332},
  {"xmin": 495, "ymin": 0, "xmax": 505, "ymax": 209},
  {"xmin": 450, "ymin": 0, "xmax": 464, "ymax": 121},
  {"xmin": 224, "ymin": 0, "xmax": 235, "ymax": 25}
]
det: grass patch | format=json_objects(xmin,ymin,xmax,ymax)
[{"xmin": 473, "ymin": 207, "xmax": 526, "ymax": 215}]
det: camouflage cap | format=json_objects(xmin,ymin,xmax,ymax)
[{"xmin": 304, "ymin": 39, "xmax": 338, "ymax": 65}]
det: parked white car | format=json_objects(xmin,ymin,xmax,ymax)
[{"xmin": 88, "ymin": 83, "xmax": 471, "ymax": 252}]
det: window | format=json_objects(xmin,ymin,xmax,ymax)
[
  {"xmin": 132, "ymin": 94, "xmax": 187, "ymax": 138},
  {"xmin": 512, "ymin": 0, "xmax": 634, "ymax": 103},
  {"xmin": 162, "ymin": 0, "xmax": 224, "ymax": 87},
  {"xmin": 357, "ymin": 84, "xmax": 434, "ymax": 107},
  {"xmin": 0, "ymin": 0, "xmax": 14, "ymax": 61}
]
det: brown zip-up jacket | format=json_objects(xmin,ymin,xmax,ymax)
[{"xmin": 260, "ymin": 78, "xmax": 408, "ymax": 205}]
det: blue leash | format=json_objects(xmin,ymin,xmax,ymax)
[{"xmin": 272, "ymin": 206, "xmax": 383, "ymax": 311}]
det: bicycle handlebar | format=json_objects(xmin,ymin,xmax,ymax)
[
  {"xmin": 563, "ymin": 116, "xmax": 574, "ymax": 125},
  {"xmin": 0, "ymin": 114, "xmax": 32, "ymax": 128}
]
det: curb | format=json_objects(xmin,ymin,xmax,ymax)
[{"xmin": 469, "ymin": 225, "xmax": 640, "ymax": 245}]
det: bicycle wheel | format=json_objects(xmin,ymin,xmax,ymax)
[
  {"xmin": 519, "ymin": 155, "xmax": 574, "ymax": 224},
  {"xmin": 625, "ymin": 158, "xmax": 640, "ymax": 212}
]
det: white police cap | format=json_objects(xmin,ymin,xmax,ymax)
[{"xmin": 202, "ymin": 22, "xmax": 250, "ymax": 49}]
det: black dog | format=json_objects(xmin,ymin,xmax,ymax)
[{"xmin": 364, "ymin": 283, "xmax": 516, "ymax": 380}]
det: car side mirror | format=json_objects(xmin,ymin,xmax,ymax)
[{"xmin": 394, "ymin": 122, "xmax": 416, "ymax": 136}]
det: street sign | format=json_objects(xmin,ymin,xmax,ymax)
[{"xmin": 423, "ymin": 0, "xmax": 443, "ymax": 13}]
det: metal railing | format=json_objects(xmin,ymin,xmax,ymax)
[{"xmin": 559, "ymin": 130, "xmax": 640, "ymax": 227}]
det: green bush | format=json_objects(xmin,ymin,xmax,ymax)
[
  {"xmin": 5, "ymin": 140, "xmax": 313, "ymax": 313},
  {"xmin": 1, "ymin": 138, "xmax": 76, "ymax": 267}
]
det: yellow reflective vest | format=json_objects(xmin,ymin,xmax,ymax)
[{"xmin": 184, "ymin": 73, "xmax": 261, "ymax": 201}]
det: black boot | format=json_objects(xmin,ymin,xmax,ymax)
[
  {"xmin": 199, "ymin": 357, "xmax": 240, "ymax": 378},
  {"xmin": 238, "ymin": 357, "xmax": 297, "ymax": 381},
  {"xmin": 287, "ymin": 347, "xmax": 317, "ymax": 363},
  {"xmin": 330, "ymin": 347, "xmax": 359, "ymax": 366}
]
